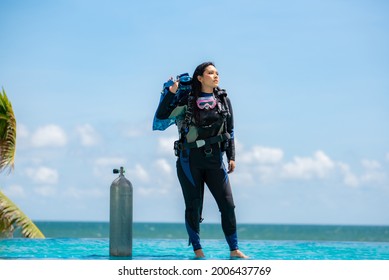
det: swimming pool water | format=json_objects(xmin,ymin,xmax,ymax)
[{"xmin": 1, "ymin": 238, "xmax": 389, "ymax": 260}]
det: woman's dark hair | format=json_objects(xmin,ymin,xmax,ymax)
[
  {"xmin": 191, "ymin": 61, "xmax": 215, "ymax": 98},
  {"xmin": 191, "ymin": 62, "xmax": 216, "ymax": 124}
]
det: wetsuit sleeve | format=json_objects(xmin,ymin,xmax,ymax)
[
  {"xmin": 155, "ymin": 91, "xmax": 177, "ymax": 119},
  {"xmin": 226, "ymin": 97, "xmax": 235, "ymax": 162}
]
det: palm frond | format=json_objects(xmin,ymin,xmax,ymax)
[
  {"xmin": 0, "ymin": 88, "xmax": 17, "ymax": 173},
  {"xmin": 0, "ymin": 191, "xmax": 45, "ymax": 238},
  {"xmin": 0, "ymin": 213, "xmax": 14, "ymax": 238}
]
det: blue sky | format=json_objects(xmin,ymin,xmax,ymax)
[{"xmin": 1, "ymin": 0, "xmax": 388, "ymax": 225}]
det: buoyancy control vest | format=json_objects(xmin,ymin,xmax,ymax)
[
  {"xmin": 175, "ymin": 88, "xmax": 231, "ymax": 156},
  {"xmin": 152, "ymin": 81, "xmax": 234, "ymax": 159}
]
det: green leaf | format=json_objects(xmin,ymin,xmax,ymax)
[
  {"xmin": 0, "ymin": 191, "xmax": 45, "ymax": 238},
  {"xmin": 0, "ymin": 88, "xmax": 16, "ymax": 173}
]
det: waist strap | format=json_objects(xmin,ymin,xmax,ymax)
[{"xmin": 183, "ymin": 133, "xmax": 230, "ymax": 149}]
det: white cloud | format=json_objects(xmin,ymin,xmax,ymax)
[
  {"xmin": 125, "ymin": 128, "xmax": 144, "ymax": 138},
  {"xmin": 360, "ymin": 159, "xmax": 386, "ymax": 185},
  {"xmin": 235, "ymin": 145, "xmax": 388, "ymax": 188},
  {"xmin": 31, "ymin": 124, "xmax": 67, "ymax": 147},
  {"xmin": 137, "ymin": 187, "xmax": 154, "ymax": 196},
  {"xmin": 361, "ymin": 159, "xmax": 381, "ymax": 170},
  {"xmin": 158, "ymin": 136, "xmax": 176, "ymax": 155},
  {"xmin": 33, "ymin": 185, "xmax": 57, "ymax": 197},
  {"xmin": 230, "ymin": 171, "xmax": 255, "ymax": 187},
  {"xmin": 122, "ymin": 121, "xmax": 150, "ymax": 138},
  {"xmin": 17, "ymin": 123, "xmax": 29, "ymax": 138},
  {"xmin": 2, "ymin": 185, "xmax": 26, "ymax": 198},
  {"xmin": 131, "ymin": 161, "xmax": 173, "ymax": 197},
  {"xmin": 281, "ymin": 150, "xmax": 335, "ymax": 180},
  {"xmin": 76, "ymin": 124, "xmax": 99, "ymax": 146},
  {"xmin": 93, "ymin": 157, "xmax": 127, "ymax": 179},
  {"xmin": 128, "ymin": 164, "xmax": 149, "ymax": 183},
  {"xmin": 338, "ymin": 162, "xmax": 360, "ymax": 187},
  {"xmin": 256, "ymin": 165, "xmax": 279, "ymax": 184},
  {"xmin": 94, "ymin": 157, "xmax": 127, "ymax": 167},
  {"xmin": 153, "ymin": 158, "xmax": 172, "ymax": 174},
  {"xmin": 386, "ymin": 153, "xmax": 389, "ymax": 161},
  {"xmin": 25, "ymin": 166, "xmax": 59, "ymax": 184},
  {"xmin": 361, "ymin": 171, "xmax": 386, "ymax": 185},
  {"xmin": 240, "ymin": 146, "xmax": 283, "ymax": 164},
  {"xmin": 16, "ymin": 124, "xmax": 31, "ymax": 149},
  {"xmin": 336, "ymin": 159, "xmax": 387, "ymax": 188},
  {"xmin": 136, "ymin": 183, "xmax": 172, "ymax": 197},
  {"xmin": 63, "ymin": 187, "xmax": 104, "ymax": 199}
]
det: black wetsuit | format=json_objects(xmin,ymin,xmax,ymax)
[{"xmin": 156, "ymin": 90, "xmax": 239, "ymax": 251}]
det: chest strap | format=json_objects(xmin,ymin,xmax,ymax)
[{"xmin": 182, "ymin": 133, "xmax": 230, "ymax": 149}]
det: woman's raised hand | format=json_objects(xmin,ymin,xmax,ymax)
[{"xmin": 168, "ymin": 77, "xmax": 179, "ymax": 94}]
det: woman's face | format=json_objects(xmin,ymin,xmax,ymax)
[{"xmin": 197, "ymin": 65, "xmax": 219, "ymax": 93}]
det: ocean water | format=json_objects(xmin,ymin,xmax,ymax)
[
  {"xmin": 27, "ymin": 222, "xmax": 389, "ymax": 242},
  {"xmin": 1, "ymin": 222, "xmax": 389, "ymax": 260}
]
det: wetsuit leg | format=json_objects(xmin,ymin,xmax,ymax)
[
  {"xmin": 176, "ymin": 156, "xmax": 204, "ymax": 251},
  {"xmin": 205, "ymin": 167, "xmax": 239, "ymax": 251}
]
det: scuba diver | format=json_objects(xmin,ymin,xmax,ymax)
[{"xmin": 153, "ymin": 62, "xmax": 247, "ymax": 259}]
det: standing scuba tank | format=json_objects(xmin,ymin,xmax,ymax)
[{"xmin": 109, "ymin": 166, "xmax": 133, "ymax": 257}]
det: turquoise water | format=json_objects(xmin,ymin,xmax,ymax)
[
  {"xmin": 29, "ymin": 222, "xmax": 389, "ymax": 242},
  {"xmin": 1, "ymin": 238, "xmax": 389, "ymax": 260},
  {"xmin": 1, "ymin": 222, "xmax": 389, "ymax": 260}
]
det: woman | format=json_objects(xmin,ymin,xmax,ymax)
[{"xmin": 155, "ymin": 62, "xmax": 247, "ymax": 258}]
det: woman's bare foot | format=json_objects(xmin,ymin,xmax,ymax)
[
  {"xmin": 194, "ymin": 249, "xmax": 205, "ymax": 258},
  {"xmin": 230, "ymin": 249, "xmax": 249, "ymax": 259}
]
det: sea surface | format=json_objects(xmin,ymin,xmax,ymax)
[
  {"xmin": 30, "ymin": 221, "xmax": 389, "ymax": 241},
  {"xmin": 1, "ymin": 222, "xmax": 389, "ymax": 260}
]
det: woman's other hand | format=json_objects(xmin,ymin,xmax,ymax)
[{"xmin": 228, "ymin": 160, "xmax": 236, "ymax": 174}]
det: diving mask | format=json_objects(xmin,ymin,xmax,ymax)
[{"xmin": 196, "ymin": 96, "xmax": 217, "ymax": 110}]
